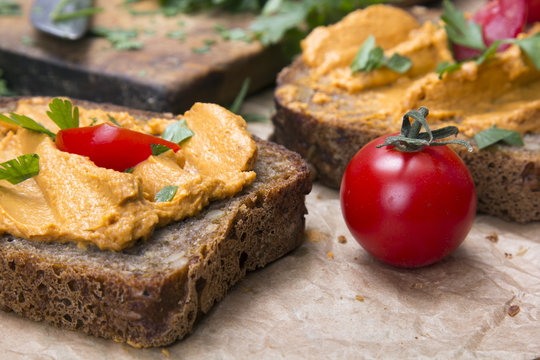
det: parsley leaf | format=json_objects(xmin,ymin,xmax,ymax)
[
  {"xmin": 384, "ymin": 53, "xmax": 412, "ymax": 73},
  {"xmin": 155, "ymin": 185, "xmax": 178, "ymax": 202},
  {"xmin": 513, "ymin": 33, "xmax": 540, "ymax": 70},
  {"xmin": 167, "ymin": 29, "xmax": 186, "ymax": 41},
  {"xmin": 475, "ymin": 40, "xmax": 502, "ymax": 66},
  {"xmin": 46, "ymin": 98, "xmax": 79, "ymax": 129},
  {"xmin": 124, "ymin": 167, "xmax": 134, "ymax": 173},
  {"xmin": 0, "ymin": 153, "xmax": 40, "ymax": 184},
  {"xmin": 441, "ymin": 0, "xmax": 485, "ymax": 51},
  {"xmin": 435, "ymin": 61, "xmax": 463, "ymax": 78},
  {"xmin": 351, "ymin": 35, "xmax": 411, "ymax": 74},
  {"xmin": 161, "ymin": 120, "xmax": 193, "ymax": 144},
  {"xmin": 473, "ymin": 126, "xmax": 524, "ymax": 150},
  {"xmin": 151, "ymin": 143, "xmax": 173, "ymax": 156},
  {"xmin": 0, "ymin": 112, "xmax": 55, "ymax": 138},
  {"xmin": 107, "ymin": 114, "xmax": 121, "ymax": 127}
]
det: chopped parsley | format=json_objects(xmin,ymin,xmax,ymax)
[
  {"xmin": 351, "ymin": 35, "xmax": 412, "ymax": 74},
  {"xmin": 92, "ymin": 26, "xmax": 144, "ymax": 50},
  {"xmin": 474, "ymin": 126, "xmax": 524, "ymax": 150},
  {"xmin": 155, "ymin": 185, "xmax": 178, "ymax": 202},
  {"xmin": 150, "ymin": 143, "xmax": 173, "ymax": 156},
  {"xmin": 161, "ymin": 120, "xmax": 193, "ymax": 144},
  {"xmin": 192, "ymin": 39, "xmax": 216, "ymax": 54},
  {"xmin": 0, "ymin": 0, "xmax": 21, "ymax": 16}
]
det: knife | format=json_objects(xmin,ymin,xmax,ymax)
[{"xmin": 30, "ymin": 0, "xmax": 99, "ymax": 40}]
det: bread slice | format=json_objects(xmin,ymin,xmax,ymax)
[{"xmin": 0, "ymin": 97, "xmax": 312, "ymax": 347}]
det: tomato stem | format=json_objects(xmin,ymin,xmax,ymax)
[{"xmin": 376, "ymin": 107, "xmax": 473, "ymax": 153}]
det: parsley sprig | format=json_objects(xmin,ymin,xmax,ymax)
[
  {"xmin": 0, "ymin": 112, "xmax": 56, "ymax": 138},
  {"xmin": 0, "ymin": 153, "xmax": 40, "ymax": 184},
  {"xmin": 438, "ymin": 0, "xmax": 540, "ymax": 78},
  {"xmin": 351, "ymin": 35, "xmax": 412, "ymax": 74},
  {"xmin": 47, "ymin": 98, "xmax": 79, "ymax": 129},
  {"xmin": 0, "ymin": 98, "xmax": 80, "ymax": 139},
  {"xmin": 441, "ymin": 0, "xmax": 485, "ymax": 51}
]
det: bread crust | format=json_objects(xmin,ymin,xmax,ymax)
[
  {"xmin": 272, "ymin": 59, "xmax": 540, "ymax": 223},
  {"xmin": 0, "ymin": 97, "xmax": 312, "ymax": 347}
]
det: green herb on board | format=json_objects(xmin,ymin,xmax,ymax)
[
  {"xmin": 0, "ymin": 0, "xmax": 21, "ymax": 16},
  {"xmin": 21, "ymin": 35, "xmax": 36, "ymax": 46},
  {"xmin": 192, "ymin": 39, "xmax": 216, "ymax": 53},
  {"xmin": 167, "ymin": 29, "xmax": 186, "ymax": 40},
  {"xmin": 92, "ymin": 26, "xmax": 144, "ymax": 50},
  {"xmin": 215, "ymin": 24, "xmax": 251, "ymax": 43}
]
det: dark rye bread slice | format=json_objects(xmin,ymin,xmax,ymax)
[
  {"xmin": 0, "ymin": 97, "xmax": 312, "ymax": 347},
  {"xmin": 272, "ymin": 58, "xmax": 540, "ymax": 223}
]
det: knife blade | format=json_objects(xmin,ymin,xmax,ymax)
[{"xmin": 30, "ymin": 0, "xmax": 95, "ymax": 40}]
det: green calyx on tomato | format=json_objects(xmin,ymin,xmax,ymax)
[
  {"xmin": 376, "ymin": 106, "xmax": 473, "ymax": 153},
  {"xmin": 340, "ymin": 106, "xmax": 477, "ymax": 268}
]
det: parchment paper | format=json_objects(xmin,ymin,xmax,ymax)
[{"xmin": 1, "ymin": 90, "xmax": 539, "ymax": 360}]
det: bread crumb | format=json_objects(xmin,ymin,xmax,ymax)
[
  {"xmin": 355, "ymin": 295, "xmax": 364, "ymax": 302},
  {"xmin": 327, "ymin": 252, "xmax": 334, "ymax": 259},
  {"xmin": 305, "ymin": 229, "xmax": 326, "ymax": 242},
  {"xmin": 317, "ymin": 194, "xmax": 323, "ymax": 199},
  {"xmin": 486, "ymin": 233, "xmax": 499, "ymax": 243},
  {"xmin": 508, "ymin": 305, "xmax": 520, "ymax": 317},
  {"xmin": 312, "ymin": 92, "xmax": 332, "ymax": 104},
  {"xmin": 410, "ymin": 282, "xmax": 423, "ymax": 289},
  {"xmin": 505, "ymin": 252, "xmax": 513, "ymax": 259},
  {"xmin": 338, "ymin": 235, "xmax": 347, "ymax": 244},
  {"xmin": 161, "ymin": 348, "xmax": 171, "ymax": 358},
  {"xmin": 516, "ymin": 247, "xmax": 528, "ymax": 256}
]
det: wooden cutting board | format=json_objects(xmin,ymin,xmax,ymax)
[{"xmin": 0, "ymin": 0, "xmax": 287, "ymax": 113}]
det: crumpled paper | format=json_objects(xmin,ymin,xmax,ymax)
[{"xmin": 1, "ymin": 92, "xmax": 539, "ymax": 359}]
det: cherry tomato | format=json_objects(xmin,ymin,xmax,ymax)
[
  {"xmin": 526, "ymin": 0, "xmax": 540, "ymax": 23},
  {"xmin": 340, "ymin": 135, "xmax": 477, "ymax": 268},
  {"xmin": 454, "ymin": 0, "xmax": 526, "ymax": 61},
  {"xmin": 56, "ymin": 123, "xmax": 181, "ymax": 172}
]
